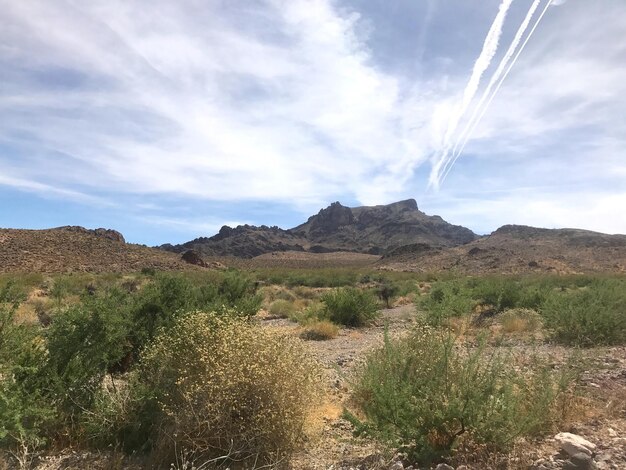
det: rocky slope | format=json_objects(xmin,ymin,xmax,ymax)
[
  {"xmin": 161, "ymin": 199, "xmax": 478, "ymax": 258},
  {"xmin": 380, "ymin": 224, "xmax": 626, "ymax": 274},
  {"xmin": 0, "ymin": 227, "xmax": 193, "ymax": 273}
]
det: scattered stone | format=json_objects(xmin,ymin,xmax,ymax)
[
  {"xmin": 555, "ymin": 432, "xmax": 597, "ymax": 457},
  {"xmin": 435, "ymin": 464, "xmax": 454, "ymax": 470},
  {"xmin": 563, "ymin": 452, "xmax": 597, "ymax": 470},
  {"xmin": 388, "ymin": 462, "xmax": 404, "ymax": 470}
]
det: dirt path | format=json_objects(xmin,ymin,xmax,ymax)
[{"xmin": 260, "ymin": 305, "xmax": 417, "ymax": 469}]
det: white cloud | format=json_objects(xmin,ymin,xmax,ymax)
[
  {"xmin": 0, "ymin": 0, "xmax": 427, "ymax": 206},
  {"xmin": 0, "ymin": 0, "xmax": 625, "ymax": 235}
]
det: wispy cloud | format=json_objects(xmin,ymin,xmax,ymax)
[
  {"xmin": 0, "ymin": 0, "xmax": 625, "ymax": 237},
  {"xmin": 0, "ymin": 0, "xmax": 419, "ymax": 206},
  {"xmin": 429, "ymin": 0, "xmax": 513, "ymax": 188}
]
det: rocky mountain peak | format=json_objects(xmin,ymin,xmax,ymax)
[
  {"xmin": 307, "ymin": 201, "xmax": 355, "ymax": 235},
  {"xmin": 56, "ymin": 226, "xmax": 125, "ymax": 243}
]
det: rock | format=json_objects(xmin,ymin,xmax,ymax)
[
  {"xmin": 388, "ymin": 462, "xmax": 404, "ymax": 470},
  {"xmin": 563, "ymin": 452, "xmax": 597, "ymax": 470},
  {"xmin": 181, "ymin": 249, "xmax": 207, "ymax": 267},
  {"xmin": 58, "ymin": 226, "xmax": 125, "ymax": 243},
  {"xmin": 93, "ymin": 228, "xmax": 125, "ymax": 243},
  {"xmin": 435, "ymin": 464, "xmax": 454, "ymax": 470},
  {"xmin": 555, "ymin": 432, "xmax": 597, "ymax": 457}
]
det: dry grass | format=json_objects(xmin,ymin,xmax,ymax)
[
  {"xmin": 142, "ymin": 312, "xmax": 323, "ymax": 467},
  {"xmin": 268, "ymin": 299, "xmax": 297, "ymax": 318},
  {"xmin": 500, "ymin": 308, "xmax": 543, "ymax": 334},
  {"xmin": 300, "ymin": 321, "xmax": 340, "ymax": 341}
]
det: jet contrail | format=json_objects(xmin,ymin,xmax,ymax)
[
  {"xmin": 440, "ymin": 0, "xmax": 554, "ymax": 184},
  {"xmin": 441, "ymin": 0, "xmax": 543, "ymax": 180},
  {"xmin": 429, "ymin": 0, "xmax": 514, "ymax": 188}
]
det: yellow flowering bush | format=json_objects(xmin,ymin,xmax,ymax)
[{"xmin": 140, "ymin": 311, "xmax": 321, "ymax": 467}]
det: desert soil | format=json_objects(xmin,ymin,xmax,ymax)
[{"xmin": 258, "ymin": 306, "xmax": 626, "ymax": 470}]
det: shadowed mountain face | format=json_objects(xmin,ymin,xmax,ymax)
[
  {"xmin": 161, "ymin": 199, "xmax": 478, "ymax": 258},
  {"xmin": 380, "ymin": 224, "xmax": 626, "ymax": 274}
]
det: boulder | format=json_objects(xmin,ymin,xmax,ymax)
[
  {"xmin": 555, "ymin": 432, "xmax": 597, "ymax": 457},
  {"xmin": 181, "ymin": 249, "xmax": 207, "ymax": 267}
]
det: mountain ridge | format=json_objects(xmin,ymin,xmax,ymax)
[{"xmin": 160, "ymin": 199, "xmax": 478, "ymax": 258}]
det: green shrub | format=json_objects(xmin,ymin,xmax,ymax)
[
  {"xmin": 321, "ymin": 288, "xmax": 379, "ymax": 327},
  {"xmin": 541, "ymin": 278, "xmax": 626, "ymax": 346},
  {"xmin": 347, "ymin": 326, "xmax": 578, "ymax": 464},
  {"xmin": 141, "ymin": 267, "xmax": 157, "ymax": 276},
  {"xmin": 268, "ymin": 299, "xmax": 296, "ymax": 318},
  {"xmin": 289, "ymin": 301, "xmax": 325, "ymax": 325},
  {"xmin": 418, "ymin": 281, "xmax": 474, "ymax": 326},
  {"xmin": 46, "ymin": 289, "xmax": 132, "ymax": 415},
  {"xmin": 138, "ymin": 311, "xmax": 321, "ymax": 466},
  {"xmin": 0, "ymin": 282, "xmax": 57, "ymax": 451},
  {"xmin": 470, "ymin": 277, "xmax": 520, "ymax": 313}
]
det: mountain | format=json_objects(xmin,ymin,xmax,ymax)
[
  {"xmin": 160, "ymin": 199, "xmax": 478, "ymax": 258},
  {"xmin": 380, "ymin": 224, "xmax": 626, "ymax": 274},
  {"xmin": 0, "ymin": 226, "xmax": 193, "ymax": 273}
]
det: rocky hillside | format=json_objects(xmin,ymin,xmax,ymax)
[
  {"xmin": 162, "ymin": 199, "xmax": 477, "ymax": 258},
  {"xmin": 0, "ymin": 227, "xmax": 194, "ymax": 273},
  {"xmin": 380, "ymin": 224, "xmax": 626, "ymax": 274}
]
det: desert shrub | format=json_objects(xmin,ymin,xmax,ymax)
[
  {"xmin": 218, "ymin": 271, "xmax": 255, "ymax": 303},
  {"xmin": 0, "ymin": 283, "xmax": 57, "ymax": 451},
  {"xmin": 217, "ymin": 272, "xmax": 262, "ymax": 317},
  {"xmin": 289, "ymin": 301, "xmax": 325, "ymax": 325},
  {"xmin": 131, "ymin": 274, "xmax": 206, "ymax": 354},
  {"xmin": 268, "ymin": 299, "xmax": 296, "ymax": 318},
  {"xmin": 131, "ymin": 275, "xmax": 193, "ymax": 350},
  {"xmin": 418, "ymin": 281, "xmax": 474, "ymax": 326},
  {"xmin": 139, "ymin": 311, "xmax": 320, "ymax": 467},
  {"xmin": 393, "ymin": 279, "xmax": 419, "ymax": 297},
  {"xmin": 141, "ymin": 267, "xmax": 157, "ymax": 276},
  {"xmin": 300, "ymin": 320, "xmax": 339, "ymax": 340},
  {"xmin": 274, "ymin": 288, "xmax": 297, "ymax": 302},
  {"xmin": 541, "ymin": 278, "xmax": 626, "ymax": 346},
  {"xmin": 46, "ymin": 289, "xmax": 133, "ymax": 416},
  {"xmin": 470, "ymin": 277, "xmax": 521, "ymax": 313},
  {"xmin": 376, "ymin": 282, "xmax": 398, "ymax": 309},
  {"xmin": 0, "ymin": 335, "xmax": 58, "ymax": 453},
  {"xmin": 347, "ymin": 326, "xmax": 577, "ymax": 464},
  {"xmin": 500, "ymin": 308, "xmax": 543, "ymax": 334},
  {"xmin": 321, "ymin": 288, "xmax": 379, "ymax": 327},
  {"xmin": 81, "ymin": 374, "xmax": 159, "ymax": 453},
  {"xmin": 292, "ymin": 286, "xmax": 319, "ymax": 300}
]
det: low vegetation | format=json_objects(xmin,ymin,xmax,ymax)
[
  {"xmin": 1, "ymin": 269, "xmax": 624, "ymax": 468},
  {"xmin": 140, "ymin": 312, "xmax": 320, "ymax": 466},
  {"xmin": 347, "ymin": 326, "xmax": 579, "ymax": 465},
  {"xmin": 300, "ymin": 320, "xmax": 339, "ymax": 340},
  {"xmin": 418, "ymin": 275, "xmax": 626, "ymax": 346},
  {"xmin": 321, "ymin": 287, "xmax": 380, "ymax": 327}
]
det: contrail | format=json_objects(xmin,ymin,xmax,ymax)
[
  {"xmin": 429, "ymin": 0, "xmax": 514, "ymax": 189},
  {"xmin": 442, "ymin": 0, "xmax": 543, "ymax": 180},
  {"xmin": 440, "ymin": 0, "xmax": 554, "ymax": 184}
]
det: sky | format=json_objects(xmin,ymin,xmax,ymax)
[{"xmin": 1, "ymin": 0, "xmax": 625, "ymax": 245}]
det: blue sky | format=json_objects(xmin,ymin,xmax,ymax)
[{"xmin": 1, "ymin": 0, "xmax": 625, "ymax": 245}]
